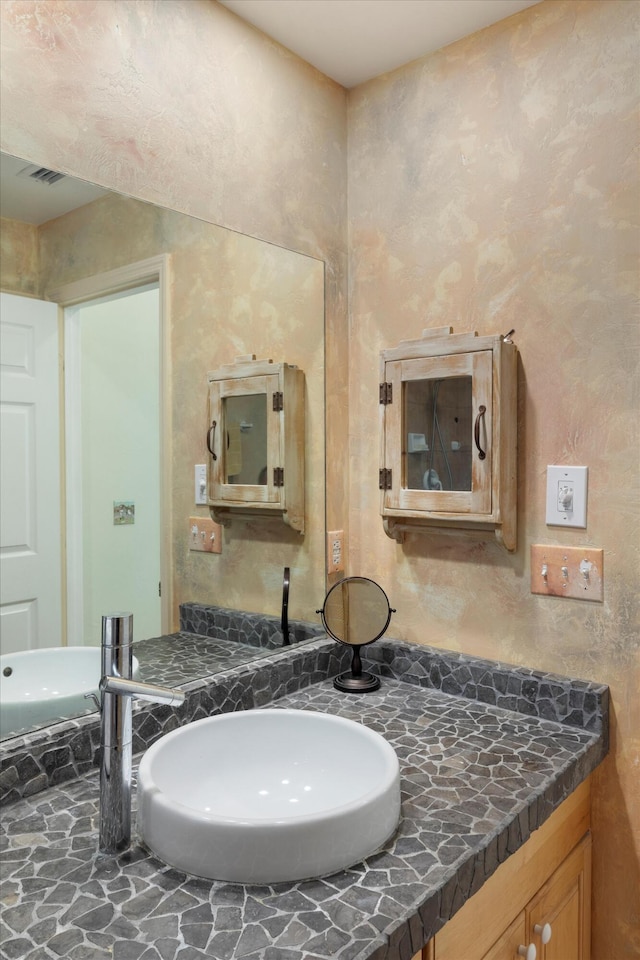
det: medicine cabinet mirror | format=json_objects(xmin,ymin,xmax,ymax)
[
  {"xmin": 207, "ymin": 356, "xmax": 305, "ymax": 533},
  {"xmin": 379, "ymin": 327, "xmax": 518, "ymax": 551}
]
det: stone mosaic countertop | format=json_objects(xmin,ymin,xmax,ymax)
[
  {"xmin": 135, "ymin": 632, "xmax": 276, "ymax": 687},
  {"xmin": 1, "ymin": 668, "xmax": 607, "ymax": 960}
]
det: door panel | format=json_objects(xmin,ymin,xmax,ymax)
[{"xmin": 0, "ymin": 292, "xmax": 61, "ymax": 652}]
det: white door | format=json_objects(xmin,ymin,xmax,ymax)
[{"xmin": 0, "ymin": 292, "xmax": 62, "ymax": 654}]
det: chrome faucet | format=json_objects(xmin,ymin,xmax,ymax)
[{"xmin": 96, "ymin": 612, "xmax": 185, "ymax": 854}]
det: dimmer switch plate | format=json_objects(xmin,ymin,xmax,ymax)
[
  {"xmin": 194, "ymin": 464, "xmax": 207, "ymax": 505},
  {"xmin": 546, "ymin": 465, "xmax": 588, "ymax": 527}
]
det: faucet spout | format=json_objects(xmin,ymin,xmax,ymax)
[
  {"xmin": 100, "ymin": 674, "xmax": 185, "ymax": 707},
  {"xmin": 98, "ymin": 613, "xmax": 184, "ymax": 855}
]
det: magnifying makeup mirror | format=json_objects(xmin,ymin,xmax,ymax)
[{"xmin": 318, "ymin": 577, "xmax": 394, "ymax": 692}]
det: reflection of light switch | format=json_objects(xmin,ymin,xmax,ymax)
[
  {"xmin": 188, "ymin": 516, "xmax": 222, "ymax": 553},
  {"xmin": 546, "ymin": 466, "xmax": 588, "ymax": 527},
  {"xmin": 194, "ymin": 464, "xmax": 207, "ymax": 505},
  {"xmin": 407, "ymin": 433, "xmax": 429, "ymax": 453}
]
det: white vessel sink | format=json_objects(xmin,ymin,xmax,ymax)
[
  {"xmin": 0, "ymin": 646, "xmax": 140, "ymax": 738},
  {"xmin": 137, "ymin": 708, "xmax": 401, "ymax": 883}
]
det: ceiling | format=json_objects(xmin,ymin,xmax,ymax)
[
  {"xmin": 1, "ymin": 0, "xmax": 541, "ymax": 224},
  {"xmin": 219, "ymin": 0, "xmax": 541, "ymax": 88},
  {"xmin": 0, "ymin": 153, "xmax": 108, "ymax": 225}
]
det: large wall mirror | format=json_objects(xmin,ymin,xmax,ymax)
[{"xmin": 0, "ymin": 151, "xmax": 326, "ymax": 740}]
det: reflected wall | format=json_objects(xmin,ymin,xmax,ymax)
[{"xmin": 2, "ymin": 193, "xmax": 325, "ymax": 622}]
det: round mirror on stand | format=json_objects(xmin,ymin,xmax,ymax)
[{"xmin": 318, "ymin": 577, "xmax": 395, "ymax": 693}]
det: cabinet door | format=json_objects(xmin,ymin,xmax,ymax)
[
  {"xmin": 208, "ymin": 373, "xmax": 282, "ymax": 505},
  {"xmin": 382, "ymin": 349, "xmax": 492, "ymax": 515},
  {"xmin": 527, "ymin": 834, "xmax": 592, "ymax": 960},
  {"xmin": 482, "ymin": 912, "xmax": 529, "ymax": 960}
]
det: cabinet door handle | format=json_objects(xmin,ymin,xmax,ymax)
[
  {"xmin": 534, "ymin": 923, "xmax": 552, "ymax": 944},
  {"xmin": 517, "ymin": 945, "xmax": 536, "ymax": 960},
  {"xmin": 474, "ymin": 405, "xmax": 487, "ymax": 460},
  {"xmin": 206, "ymin": 420, "xmax": 217, "ymax": 460}
]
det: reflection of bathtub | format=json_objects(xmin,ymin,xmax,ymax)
[{"xmin": 0, "ymin": 646, "xmax": 140, "ymax": 739}]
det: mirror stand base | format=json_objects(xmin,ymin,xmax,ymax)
[{"xmin": 333, "ymin": 672, "xmax": 380, "ymax": 693}]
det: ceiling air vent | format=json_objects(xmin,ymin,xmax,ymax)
[{"xmin": 16, "ymin": 163, "xmax": 66, "ymax": 186}]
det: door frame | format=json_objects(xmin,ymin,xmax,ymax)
[{"xmin": 47, "ymin": 255, "xmax": 172, "ymax": 639}]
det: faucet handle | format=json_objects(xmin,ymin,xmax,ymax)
[
  {"xmin": 84, "ymin": 692, "xmax": 101, "ymax": 712},
  {"xmin": 102, "ymin": 612, "xmax": 134, "ymax": 647}
]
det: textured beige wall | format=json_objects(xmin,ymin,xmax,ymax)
[
  {"xmin": 1, "ymin": 0, "xmax": 638, "ymax": 953},
  {"xmin": 0, "ymin": 217, "xmax": 39, "ymax": 295},
  {"xmin": 348, "ymin": 1, "xmax": 639, "ymax": 954}
]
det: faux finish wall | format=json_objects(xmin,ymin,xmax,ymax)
[
  {"xmin": 0, "ymin": 218, "xmax": 38, "ymax": 295},
  {"xmin": 348, "ymin": 1, "xmax": 639, "ymax": 954},
  {"xmin": 1, "ymin": 0, "xmax": 638, "ymax": 954}
]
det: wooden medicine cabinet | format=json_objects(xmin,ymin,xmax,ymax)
[
  {"xmin": 206, "ymin": 356, "xmax": 305, "ymax": 533},
  {"xmin": 379, "ymin": 328, "xmax": 517, "ymax": 551}
]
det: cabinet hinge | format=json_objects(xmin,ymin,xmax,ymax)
[
  {"xmin": 158, "ymin": 581, "xmax": 162, "ymax": 598},
  {"xmin": 273, "ymin": 391, "xmax": 284, "ymax": 412},
  {"xmin": 379, "ymin": 468, "xmax": 392, "ymax": 490},
  {"xmin": 273, "ymin": 466, "xmax": 284, "ymax": 487},
  {"xmin": 379, "ymin": 382, "xmax": 393, "ymax": 405}
]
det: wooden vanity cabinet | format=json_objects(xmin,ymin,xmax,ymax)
[
  {"xmin": 206, "ymin": 356, "xmax": 305, "ymax": 533},
  {"xmin": 380, "ymin": 328, "xmax": 517, "ymax": 551},
  {"xmin": 413, "ymin": 780, "xmax": 592, "ymax": 960}
]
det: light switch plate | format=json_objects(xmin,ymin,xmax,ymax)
[
  {"xmin": 546, "ymin": 465, "xmax": 588, "ymax": 527},
  {"xmin": 531, "ymin": 544, "xmax": 604, "ymax": 601}
]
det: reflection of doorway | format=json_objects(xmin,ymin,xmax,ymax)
[
  {"xmin": 65, "ymin": 284, "xmax": 161, "ymax": 646},
  {"xmin": 51, "ymin": 255, "xmax": 171, "ymax": 645}
]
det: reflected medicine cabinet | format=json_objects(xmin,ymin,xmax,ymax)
[
  {"xmin": 379, "ymin": 328, "xmax": 517, "ymax": 551},
  {"xmin": 206, "ymin": 356, "xmax": 305, "ymax": 533}
]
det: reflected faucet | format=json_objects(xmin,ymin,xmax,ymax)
[
  {"xmin": 96, "ymin": 613, "xmax": 185, "ymax": 854},
  {"xmin": 281, "ymin": 566, "xmax": 290, "ymax": 646}
]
